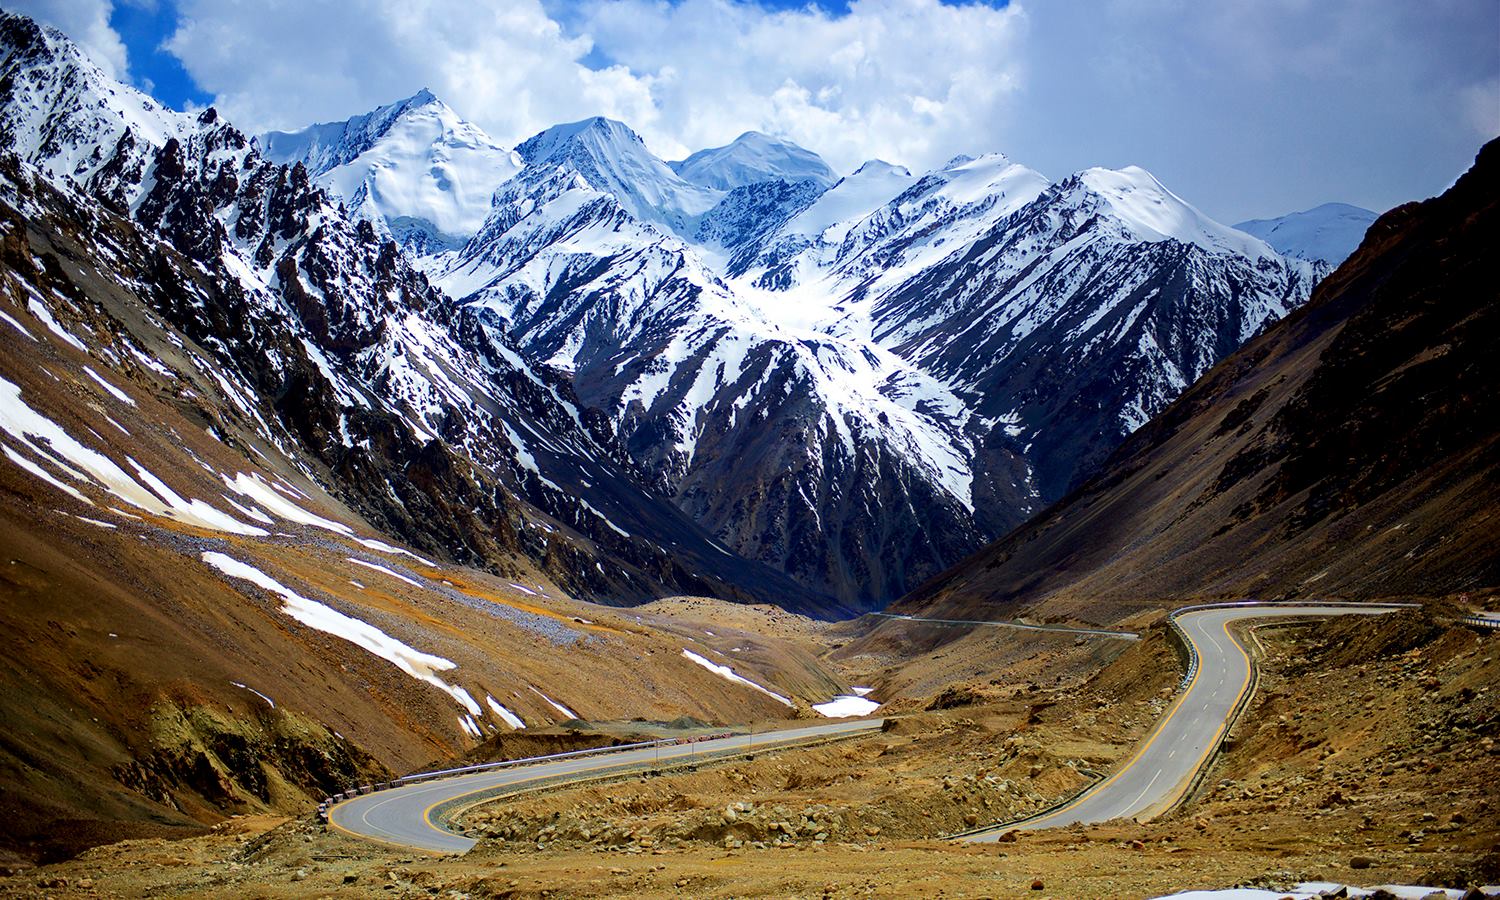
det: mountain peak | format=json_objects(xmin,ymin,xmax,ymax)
[
  {"xmin": 510, "ymin": 116, "xmax": 720, "ymax": 236},
  {"xmin": 851, "ymin": 159, "xmax": 910, "ymax": 178},
  {"xmin": 671, "ymin": 131, "xmax": 835, "ymax": 191},
  {"xmin": 258, "ymin": 90, "xmax": 457, "ymax": 174},
  {"xmin": 1234, "ymin": 202, "xmax": 1379, "ymax": 266},
  {"xmin": 0, "ymin": 10, "xmax": 198, "ymax": 188},
  {"xmin": 515, "ymin": 116, "xmax": 646, "ymax": 166},
  {"xmin": 257, "ymin": 91, "xmax": 518, "ymax": 246},
  {"xmin": 1068, "ymin": 165, "xmax": 1275, "ymax": 260}
]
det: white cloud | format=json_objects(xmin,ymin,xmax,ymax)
[
  {"xmin": 167, "ymin": 1, "xmax": 599, "ymax": 139},
  {"xmin": 572, "ymin": 0, "xmax": 1026, "ymax": 173},
  {"xmin": 164, "ymin": 0, "xmax": 1023, "ymax": 176},
  {"xmin": 1460, "ymin": 77, "xmax": 1500, "ymax": 141},
  {"xmin": 157, "ymin": 0, "xmax": 1498, "ymax": 221},
  {"xmin": 8, "ymin": 0, "xmax": 129, "ymax": 79}
]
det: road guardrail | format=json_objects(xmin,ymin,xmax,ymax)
[{"xmin": 318, "ymin": 731, "xmax": 737, "ymax": 822}]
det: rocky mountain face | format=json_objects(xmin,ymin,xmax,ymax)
[
  {"xmin": 437, "ymin": 120, "xmax": 982, "ymax": 609},
  {"xmin": 0, "ymin": 11, "xmax": 818, "ymax": 613},
  {"xmin": 268, "ymin": 92, "xmax": 1329, "ymax": 609},
  {"xmin": 10, "ymin": 10, "xmax": 1339, "ymax": 611},
  {"xmin": 891, "ymin": 140, "xmax": 1499, "ymax": 628}
]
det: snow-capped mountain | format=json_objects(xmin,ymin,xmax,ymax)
[
  {"xmin": 670, "ymin": 131, "xmax": 836, "ymax": 191},
  {"xmin": 0, "ymin": 12, "xmax": 197, "ymax": 210},
  {"xmin": 511, "ymin": 116, "xmax": 723, "ymax": 238},
  {"xmin": 853, "ymin": 166, "xmax": 1320, "ymax": 513},
  {"xmin": 713, "ymin": 156, "xmax": 1320, "ymax": 537},
  {"xmin": 437, "ymin": 118, "xmax": 984, "ymax": 607},
  {"xmin": 4, "ymin": 13, "xmax": 1331, "ymax": 611},
  {"xmin": 729, "ymin": 159, "xmax": 916, "ymax": 290},
  {"xmin": 729, "ymin": 153, "xmax": 1048, "ymax": 303},
  {"xmin": 1234, "ymin": 202, "xmax": 1378, "ymax": 268},
  {"xmin": 423, "ymin": 108, "xmax": 1321, "ymax": 607},
  {"xmin": 258, "ymin": 89, "xmax": 522, "ymax": 255},
  {"xmin": 0, "ymin": 11, "xmax": 820, "ymax": 612}
]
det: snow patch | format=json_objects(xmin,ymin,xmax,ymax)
[
  {"xmin": 353, "ymin": 537, "xmax": 437, "ymax": 566},
  {"xmin": 812, "ymin": 695, "xmax": 881, "ymax": 717},
  {"xmin": 346, "ymin": 557, "xmax": 423, "ymax": 589},
  {"xmin": 0, "ymin": 376, "xmax": 266, "ymax": 533},
  {"xmin": 680, "ymin": 649, "xmax": 793, "ymax": 707},
  {"xmin": 26, "ymin": 295, "xmax": 87, "ymax": 352},
  {"xmin": 201, "ymin": 552, "xmax": 479, "ymax": 715},
  {"xmin": 0, "ymin": 307, "xmax": 35, "ymax": 340},
  {"xmin": 222, "ymin": 471, "xmax": 352, "ymax": 535},
  {"xmin": 529, "ymin": 686, "xmax": 578, "ymax": 720},
  {"xmin": 82, "ymin": 366, "xmax": 135, "ymax": 406},
  {"xmin": 486, "ymin": 695, "xmax": 526, "ymax": 729},
  {"xmin": 1148, "ymin": 886, "xmax": 1468, "ymax": 900},
  {"xmin": 230, "ymin": 681, "xmax": 276, "ymax": 708}
]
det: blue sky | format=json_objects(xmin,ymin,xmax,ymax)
[
  {"xmin": 12, "ymin": 0, "xmax": 1498, "ymax": 223},
  {"xmin": 107, "ymin": 0, "xmax": 210, "ymax": 109}
]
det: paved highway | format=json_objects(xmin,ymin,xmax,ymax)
[
  {"xmin": 965, "ymin": 603, "xmax": 1407, "ymax": 839},
  {"xmin": 330, "ymin": 602, "xmax": 1409, "ymax": 853},
  {"xmin": 329, "ymin": 719, "xmax": 883, "ymax": 854}
]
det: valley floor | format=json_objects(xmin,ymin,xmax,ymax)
[{"xmin": 2, "ymin": 605, "xmax": 1494, "ymax": 898}]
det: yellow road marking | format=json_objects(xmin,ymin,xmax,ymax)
[
  {"xmin": 326, "ymin": 808, "xmax": 450, "ymax": 856},
  {"xmin": 1012, "ymin": 622, "xmax": 1209, "ymax": 831},
  {"xmin": 1138, "ymin": 614, "xmax": 1253, "ymax": 819},
  {"xmin": 329, "ymin": 724, "xmax": 882, "ymax": 851}
]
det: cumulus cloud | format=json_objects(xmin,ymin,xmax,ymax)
[
  {"xmin": 572, "ymin": 0, "xmax": 1026, "ymax": 173},
  {"xmin": 27, "ymin": 0, "xmax": 1497, "ymax": 222},
  {"xmin": 8, "ymin": 0, "xmax": 130, "ymax": 79},
  {"xmin": 163, "ymin": 0, "xmax": 1024, "ymax": 178}
]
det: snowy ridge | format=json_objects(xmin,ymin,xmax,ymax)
[
  {"xmin": 0, "ymin": 12, "xmax": 197, "ymax": 205},
  {"xmin": 420, "ymin": 94, "xmax": 1325, "ymax": 606},
  {"xmin": 434, "ymin": 131, "xmax": 984, "ymax": 605},
  {"xmin": 1234, "ymin": 202, "xmax": 1378, "ymax": 267},
  {"xmin": 513, "ymin": 117, "xmax": 722, "ymax": 237},
  {"xmin": 729, "ymin": 159, "xmax": 915, "ymax": 290},
  {"xmin": 444, "ymin": 163, "xmax": 979, "ymax": 503},
  {"xmin": 851, "ymin": 166, "xmax": 1320, "ymax": 510},
  {"xmin": 671, "ymin": 131, "xmax": 836, "ymax": 191},
  {"xmin": 736, "ymin": 153, "xmax": 1052, "ymax": 337},
  {"xmin": 259, "ymin": 90, "xmax": 522, "ymax": 252},
  {"xmin": 1075, "ymin": 166, "xmax": 1279, "ymax": 261}
]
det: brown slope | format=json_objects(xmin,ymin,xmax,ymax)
[
  {"xmin": 0, "ymin": 168, "xmax": 848, "ymax": 865},
  {"xmin": 891, "ymin": 139, "xmax": 1500, "ymax": 627}
]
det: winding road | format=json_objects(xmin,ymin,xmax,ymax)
[
  {"xmin": 327, "ymin": 602, "xmax": 1410, "ymax": 853},
  {"xmin": 964, "ymin": 602, "xmax": 1409, "ymax": 839},
  {"xmin": 328, "ymin": 719, "xmax": 883, "ymax": 854}
]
